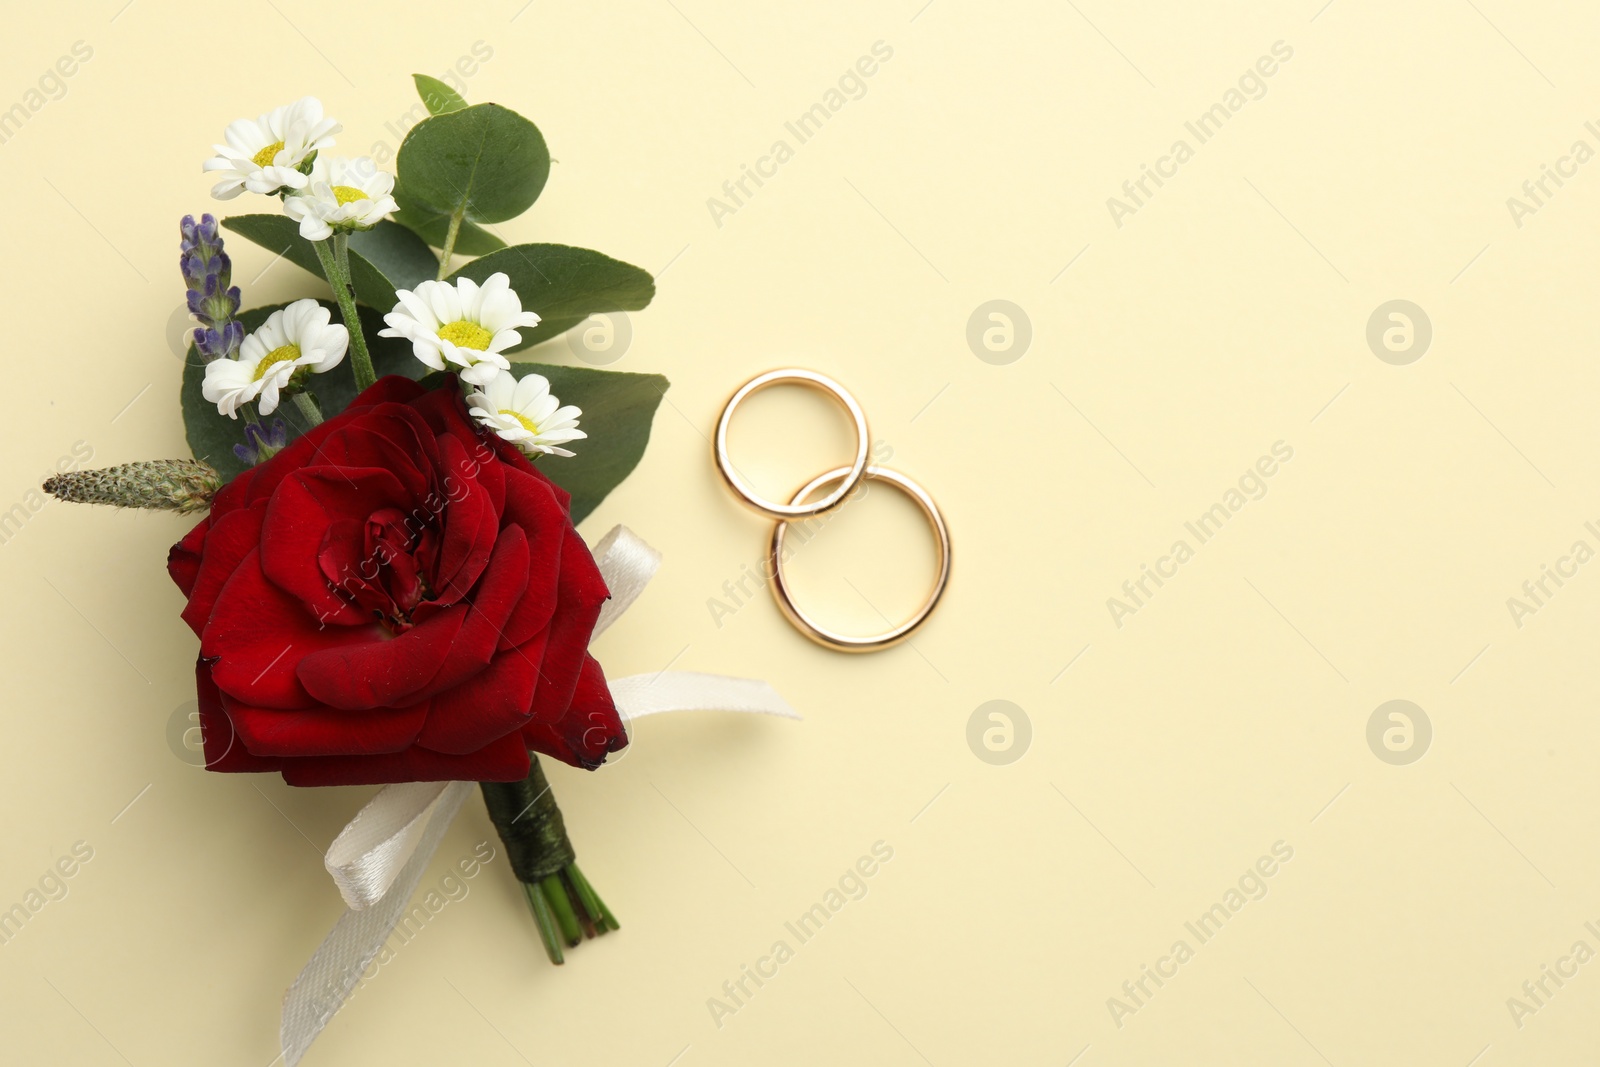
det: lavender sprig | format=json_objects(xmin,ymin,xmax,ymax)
[
  {"xmin": 233, "ymin": 418, "xmax": 289, "ymax": 466},
  {"xmin": 180, "ymin": 213, "xmax": 242, "ymax": 363}
]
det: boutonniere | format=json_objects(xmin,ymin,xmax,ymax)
[{"xmin": 45, "ymin": 79, "xmax": 795, "ymax": 1065}]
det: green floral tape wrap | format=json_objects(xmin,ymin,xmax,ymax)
[{"xmin": 479, "ymin": 757, "xmax": 575, "ymax": 883}]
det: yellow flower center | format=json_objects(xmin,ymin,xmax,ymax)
[
  {"xmin": 253, "ymin": 344, "xmax": 302, "ymax": 381},
  {"xmin": 438, "ymin": 320, "xmax": 492, "ymax": 351},
  {"xmin": 252, "ymin": 140, "xmax": 286, "ymax": 169},
  {"xmin": 332, "ymin": 185, "xmax": 368, "ymax": 206},
  {"xmin": 500, "ymin": 410, "xmax": 541, "ymax": 436}
]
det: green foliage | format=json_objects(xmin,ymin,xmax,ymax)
[
  {"xmin": 396, "ymin": 103, "xmax": 550, "ymax": 227},
  {"xmin": 390, "ymin": 183, "xmax": 507, "ymax": 254},
  {"xmin": 507, "ymin": 362, "xmax": 667, "ymax": 524},
  {"xmin": 192, "ymin": 89, "xmax": 667, "ymax": 520},
  {"xmin": 450, "ymin": 245, "xmax": 656, "ymax": 350},
  {"xmin": 221, "ymin": 216, "xmax": 437, "ymax": 310},
  {"xmin": 413, "ymin": 74, "xmax": 467, "ymax": 115}
]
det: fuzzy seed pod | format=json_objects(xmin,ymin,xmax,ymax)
[{"xmin": 43, "ymin": 459, "xmax": 220, "ymax": 515}]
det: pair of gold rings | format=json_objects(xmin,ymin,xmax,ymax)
[{"xmin": 713, "ymin": 369, "xmax": 951, "ymax": 652}]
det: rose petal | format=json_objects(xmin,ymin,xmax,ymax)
[
  {"xmin": 226, "ymin": 378, "xmax": 427, "ymax": 515},
  {"xmin": 260, "ymin": 467, "xmax": 412, "ymax": 626},
  {"xmin": 279, "ymin": 731, "xmax": 530, "ymax": 786},
  {"xmin": 180, "ymin": 501, "xmax": 268, "ymax": 637},
  {"xmin": 308, "ymin": 406, "xmax": 439, "ymax": 504},
  {"xmin": 168, "ymin": 517, "xmax": 210, "ymax": 599},
  {"xmin": 523, "ymin": 654, "xmax": 626, "ymax": 769},
  {"xmin": 414, "ymin": 628, "xmax": 548, "ymax": 755},
  {"xmin": 458, "ymin": 432, "xmax": 505, "ymax": 515},
  {"xmin": 203, "ymin": 548, "xmax": 382, "ymax": 709},
  {"xmin": 430, "ymin": 433, "xmax": 500, "ymax": 604},
  {"xmin": 296, "ymin": 603, "xmax": 465, "ymax": 711},
  {"xmin": 496, "ymin": 467, "xmax": 571, "ymax": 648},
  {"xmin": 524, "ymin": 523, "xmax": 610, "ymax": 725},
  {"xmin": 409, "ymin": 376, "xmax": 482, "ymax": 449},
  {"xmin": 237, "ymin": 413, "xmax": 352, "ymax": 509},
  {"xmin": 354, "ymin": 375, "xmax": 428, "ymax": 407},
  {"xmin": 225, "ymin": 694, "xmax": 428, "ymax": 757},
  {"xmin": 195, "ymin": 658, "xmax": 283, "ymax": 773},
  {"xmin": 411, "ymin": 524, "xmax": 530, "ymax": 699}
]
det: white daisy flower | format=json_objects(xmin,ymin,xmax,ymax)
[
  {"xmin": 203, "ymin": 96, "xmax": 341, "ymax": 200},
  {"xmin": 378, "ymin": 272, "xmax": 540, "ymax": 387},
  {"xmin": 202, "ymin": 299, "xmax": 349, "ymax": 418},
  {"xmin": 466, "ymin": 368, "xmax": 586, "ymax": 458},
  {"xmin": 283, "ymin": 156, "xmax": 397, "ymax": 241}
]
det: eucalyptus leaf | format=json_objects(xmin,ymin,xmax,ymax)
[
  {"xmin": 221, "ymin": 215, "xmax": 438, "ymax": 310},
  {"xmin": 450, "ymin": 244, "xmax": 656, "ymax": 349},
  {"xmin": 396, "ymin": 103, "xmax": 550, "ymax": 226},
  {"xmin": 390, "ymin": 182, "xmax": 506, "ymax": 255},
  {"xmin": 505, "ymin": 362, "xmax": 668, "ymax": 524},
  {"xmin": 413, "ymin": 74, "xmax": 468, "ymax": 115}
]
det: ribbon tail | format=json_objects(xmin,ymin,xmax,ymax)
[
  {"xmin": 280, "ymin": 780, "xmax": 473, "ymax": 1065},
  {"xmin": 610, "ymin": 671, "xmax": 800, "ymax": 722}
]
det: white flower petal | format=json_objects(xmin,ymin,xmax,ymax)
[{"xmin": 510, "ymin": 372, "xmax": 548, "ymax": 411}]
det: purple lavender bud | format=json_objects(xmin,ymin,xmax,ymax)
[
  {"xmin": 234, "ymin": 418, "xmax": 291, "ymax": 465},
  {"xmin": 179, "ymin": 212, "xmax": 242, "ymax": 364},
  {"xmin": 221, "ymin": 320, "xmax": 243, "ymax": 358},
  {"xmin": 193, "ymin": 327, "xmax": 217, "ymax": 360},
  {"xmin": 195, "ymin": 326, "xmax": 228, "ymax": 362}
]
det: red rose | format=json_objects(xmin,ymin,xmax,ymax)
[{"xmin": 167, "ymin": 376, "xmax": 627, "ymax": 786}]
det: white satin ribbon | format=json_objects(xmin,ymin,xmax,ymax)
[{"xmin": 280, "ymin": 526, "xmax": 796, "ymax": 1065}]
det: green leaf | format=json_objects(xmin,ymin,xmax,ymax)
[
  {"xmin": 182, "ymin": 302, "xmax": 424, "ymax": 482},
  {"xmin": 221, "ymin": 215, "xmax": 438, "ymax": 310},
  {"xmin": 413, "ymin": 73, "xmax": 467, "ymax": 115},
  {"xmin": 346, "ymin": 220, "xmax": 440, "ymax": 297},
  {"xmin": 390, "ymin": 182, "xmax": 506, "ymax": 255},
  {"xmin": 450, "ymin": 244, "xmax": 656, "ymax": 349},
  {"xmin": 396, "ymin": 103, "xmax": 550, "ymax": 226},
  {"xmin": 507, "ymin": 362, "xmax": 669, "ymax": 524}
]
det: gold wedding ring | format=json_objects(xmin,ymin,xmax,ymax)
[
  {"xmin": 768, "ymin": 466, "xmax": 951, "ymax": 652},
  {"xmin": 713, "ymin": 369, "xmax": 870, "ymax": 520},
  {"xmin": 713, "ymin": 368, "xmax": 951, "ymax": 653}
]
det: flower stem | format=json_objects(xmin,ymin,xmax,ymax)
[
  {"xmin": 480, "ymin": 758, "xmax": 620, "ymax": 965},
  {"xmin": 292, "ymin": 391, "xmax": 325, "ymax": 427},
  {"xmin": 314, "ymin": 235, "xmax": 375, "ymax": 391},
  {"xmin": 566, "ymin": 863, "xmax": 618, "ymax": 932},
  {"xmin": 540, "ymin": 873, "xmax": 583, "ymax": 946},
  {"xmin": 522, "ymin": 882, "xmax": 564, "ymax": 965},
  {"xmin": 437, "ymin": 205, "xmax": 465, "ymax": 280}
]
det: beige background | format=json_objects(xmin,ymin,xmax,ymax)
[{"xmin": 2, "ymin": 1, "xmax": 1597, "ymax": 1063}]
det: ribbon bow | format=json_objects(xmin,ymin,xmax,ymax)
[{"xmin": 279, "ymin": 526, "xmax": 797, "ymax": 1064}]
